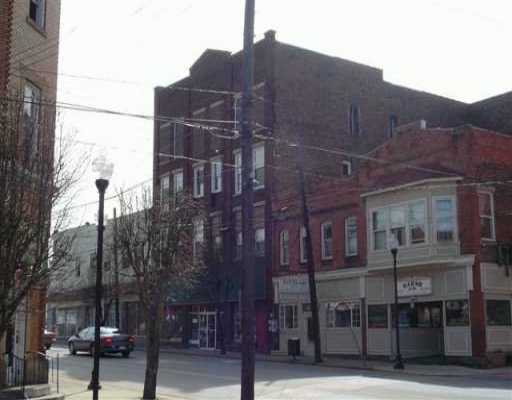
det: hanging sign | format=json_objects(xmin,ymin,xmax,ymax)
[{"xmin": 398, "ymin": 277, "xmax": 432, "ymax": 297}]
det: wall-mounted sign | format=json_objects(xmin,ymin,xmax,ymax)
[
  {"xmin": 398, "ymin": 277, "xmax": 432, "ymax": 297},
  {"xmin": 278, "ymin": 275, "xmax": 309, "ymax": 295}
]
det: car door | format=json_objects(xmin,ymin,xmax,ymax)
[{"xmin": 77, "ymin": 328, "xmax": 91, "ymax": 350}]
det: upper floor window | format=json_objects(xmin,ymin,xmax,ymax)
[
  {"xmin": 172, "ymin": 169, "xmax": 183, "ymax": 203},
  {"xmin": 29, "ymin": 0, "xmax": 46, "ymax": 30},
  {"xmin": 255, "ymin": 228, "xmax": 265, "ymax": 256},
  {"xmin": 211, "ymin": 157, "xmax": 222, "ymax": 194},
  {"xmin": 321, "ymin": 222, "xmax": 333, "ymax": 260},
  {"xmin": 234, "ymin": 150, "xmax": 242, "ymax": 195},
  {"xmin": 349, "ymin": 104, "xmax": 360, "ymax": 136},
  {"xmin": 299, "ymin": 226, "xmax": 308, "ymax": 263},
  {"xmin": 345, "ymin": 216, "xmax": 358, "ymax": 256},
  {"xmin": 342, "ymin": 160, "xmax": 352, "ymax": 177},
  {"xmin": 234, "ymin": 95, "xmax": 242, "ymax": 131},
  {"xmin": 434, "ymin": 197, "xmax": 455, "ymax": 242},
  {"xmin": 388, "ymin": 115, "xmax": 398, "ymax": 138},
  {"xmin": 233, "ymin": 209, "xmax": 242, "ymax": 261},
  {"xmin": 23, "ymin": 81, "xmax": 41, "ymax": 157},
  {"xmin": 173, "ymin": 122, "xmax": 184, "ymax": 156},
  {"xmin": 253, "ymin": 144, "xmax": 265, "ymax": 189},
  {"xmin": 193, "ymin": 164, "xmax": 204, "ymax": 198},
  {"xmin": 192, "ymin": 218, "xmax": 204, "ymax": 261},
  {"xmin": 371, "ymin": 200, "xmax": 427, "ymax": 251},
  {"xmin": 211, "ymin": 214, "xmax": 223, "ymax": 261},
  {"xmin": 160, "ymin": 174, "xmax": 170, "ymax": 210},
  {"xmin": 279, "ymin": 230, "xmax": 289, "ymax": 266},
  {"xmin": 478, "ymin": 192, "xmax": 495, "ymax": 240}
]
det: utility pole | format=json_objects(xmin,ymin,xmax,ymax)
[
  {"xmin": 297, "ymin": 132, "xmax": 322, "ymax": 364},
  {"xmin": 240, "ymin": 0, "xmax": 256, "ymax": 399},
  {"xmin": 113, "ymin": 208, "xmax": 120, "ymax": 329}
]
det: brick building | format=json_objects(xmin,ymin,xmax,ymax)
[
  {"xmin": 0, "ymin": 0, "xmax": 61, "ymax": 361},
  {"xmin": 153, "ymin": 31, "xmax": 507, "ymax": 353}
]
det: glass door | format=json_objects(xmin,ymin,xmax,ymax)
[
  {"xmin": 199, "ymin": 314, "xmax": 208, "ymax": 348},
  {"xmin": 207, "ymin": 313, "xmax": 216, "ymax": 349}
]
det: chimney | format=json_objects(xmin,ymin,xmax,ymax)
[{"xmin": 264, "ymin": 30, "xmax": 276, "ymax": 41}]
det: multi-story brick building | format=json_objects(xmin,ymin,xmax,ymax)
[
  {"xmin": 0, "ymin": 0, "xmax": 61, "ymax": 360},
  {"xmin": 154, "ymin": 31, "xmax": 512, "ymax": 353}
]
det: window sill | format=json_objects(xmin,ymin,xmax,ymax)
[{"xmin": 26, "ymin": 17, "xmax": 47, "ymax": 38}]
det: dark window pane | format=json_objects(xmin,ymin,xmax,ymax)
[
  {"xmin": 486, "ymin": 300, "xmax": 511, "ymax": 326},
  {"xmin": 446, "ymin": 300, "xmax": 469, "ymax": 326},
  {"xmin": 368, "ymin": 305, "xmax": 388, "ymax": 328}
]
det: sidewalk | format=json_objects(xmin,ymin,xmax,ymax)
[{"xmin": 139, "ymin": 344, "xmax": 512, "ymax": 380}]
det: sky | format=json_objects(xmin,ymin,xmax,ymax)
[{"xmin": 55, "ymin": 0, "xmax": 512, "ymax": 226}]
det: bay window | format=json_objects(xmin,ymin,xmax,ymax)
[
  {"xmin": 435, "ymin": 197, "xmax": 455, "ymax": 242},
  {"xmin": 390, "ymin": 206, "xmax": 406, "ymax": 246},
  {"xmin": 409, "ymin": 201, "xmax": 426, "ymax": 244}
]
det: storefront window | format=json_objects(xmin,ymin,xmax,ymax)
[
  {"xmin": 445, "ymin": 300, "xmax": 469, "ymax": 326},
  {"xmin": 326, "ymin": 303, "xmax": 361, "ymax": 328},
  {"xmin": 368, "ymin": 305, "xmax": 388, "ymax": 328},
  {"xmin": 486, "ymin": 300, "xmax": 511, "ymax": 326},
  {"xmin": 279, "ymin": 304, "xmax": 298, "ymax": 329}
]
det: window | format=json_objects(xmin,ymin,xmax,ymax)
[
  {"xmin": 390, "ymin": 206, "xmax": 406, "ymax": 246},
  {"xmin": 345, "ymin": 216, "xmax": 358, "ymax": 256},
  {"xmin": 234, "ymin": 232, "xmax": 243, "ymax": 260},
  {"xmin": 445, "ymin": 300, "xmax": 469, "ymax": 326},
  {"xmin": 89, "ymin": 253, "xmax": 96, "ymax": 269},
  {"xmin": 234, "ymin": 150, "xmax": 242, "ymax": 195},
  {"xmin": 211, "ymin": 214, "xmax": 223, "ymax": 260},
  {"xmin": 321, "ymin": 222, "xmax": 333, "ymax": 260},
  {"xmin": 342, "ymin": 160, "xmax": 352, "ymax": 177},
  {"xmin": 280, "ymin": 230, "xmax": 289, "ymax": 266},
  {"xmin": 253, "ymin": 144, "xmax": 265, "ymax": 189},
  {"xmin": 371, "ymin": 200, "xmax": 427, "ymax": 250},
  {"xmin": 193, "ymin": 164, "xmax": 204, "ymax": 198},
  {"xmin": 160, "ymin": 174, "xmax": 170, "ymax": 210},
  {"xmin": 279, "ymin": 305, "xmax": 298, "ymax": 329},
  {"xmin": 193, "ymin": 218, "xmax": 204, "ymax": 261},
  {"xmin": 172, "ymin": 169, "xmax": 183, "ymax": 203},
  {"xmin": 372, "ymin": 209, "xmax": 387, "ymax": 250},
  {"xmin": 349, "ymin": 104, "xmax": 360, "ymax": 135},
  {"xmin": 299, "ymin": 226, "xmax": 308, "ymax": 263},
  {"xmin": 409, "ymin": 201, "xmax": 426, "ymax": 244},
  {"xmin": 326, "ymin": 302, "xmax": 361, "ymax": 328},
  {"xmin": 368, "ymin": 305, "xmax": 388, "ymax": 328},
  {"xmin": 233, "ymin": 209, "xmax": 242, "ymax": 261},
  {"xmin": 29, "ymin": 0, "xmax": 45, "ymax": 29},
  {"xmin": 486, "ymin": 300, "xmax": 511, "ymax": 326},
  {"xmin": 234, "ymin": 95, "xmax": 242, "ymax": 130},
  {"xmin": 479, "ymin": 192, "xmax": 495, "ymax": 240},
  {"xmin": 255, "ymin": 228, "xmax": 265, "ymax": 256},
  {"xmin": 211, "ymin": 157, "xmax": 222, "ymax": 194},
  {"xmin": 435, "ymin": 198, "xmax": 455, "ymax": 242},
  {"xmin": 389, "ymin": 114, "xmax": 398, "ymax": 138},
  {"xmin": 23, "ymin": 81, "xmax": 41, "ymax": 157}
]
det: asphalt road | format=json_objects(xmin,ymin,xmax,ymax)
[{"xmin": 48, "ymin": 345, "xmax": 511, "ymax": 400}]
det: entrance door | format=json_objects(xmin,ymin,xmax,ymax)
[{"xmin": 198, "ymin": 312, "xmax": 216, "ymax": 350}]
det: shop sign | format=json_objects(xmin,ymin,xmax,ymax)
[
  {"xmin": 278, "ymin": 275, "xmax": 309, "ymax": 295},
  {"xmin": 398, "ymin": 277, "xmax": 432, "ymax": 297}
]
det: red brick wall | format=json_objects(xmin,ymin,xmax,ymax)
[{"xmin": 0, "ymin": 0, "xmax": 13, "ymax": 96}]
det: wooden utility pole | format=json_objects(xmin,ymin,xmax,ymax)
[
  {"xmin": 240, "ymin": 0, "xmax": 256, "ymax": 399},
  {"xmin": 113, "ymin": 207, "xmax": 120, "ymax": 329},
  {"xmin": 297, "ymin": 133, "xmax": 323, "ymax": 364}
]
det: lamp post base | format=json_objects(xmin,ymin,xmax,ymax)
[
  {"xmin": 394, "ymin": 355, "xmax": 404, "ymax": 370},
  {"xmin": 87, "ymin": 382, "xmax": 102, "ymax": 391}
]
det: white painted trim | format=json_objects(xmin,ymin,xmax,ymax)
[
  {"xmin": 361, "ymin": 177, "xmax": 463, "ymax": 198},
  {"xmin": 432, "ymin": 195, "xmax": 458, "ymax": 244}
]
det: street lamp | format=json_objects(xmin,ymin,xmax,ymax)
[
  {"xmin": 388, "ymin": 234, "xmax": 404, "ymax": 370},
  {"xmin": 89, "ymin": 156, "xmax": 114, "ymax": 399}
]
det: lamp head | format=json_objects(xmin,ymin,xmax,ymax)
[
  {"xmin": 92, "ymin": 153, "xmax": 114, "ymax": 181},
  {"xmin": 388, "ymin": 233, "xmax": 399, "ymax": 254}
]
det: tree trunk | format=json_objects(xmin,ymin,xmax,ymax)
[{"xmin": 142, "ymin": 302, "xmax": 162, "ymax": 400}]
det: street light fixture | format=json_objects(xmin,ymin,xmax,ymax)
[
  {"xmin": 388, "ymin": 234, "xmax": 404, "ymax": 370},
  {"xmin": 89, "ymin": 156, "xmax": 114, "ymax": 399}
]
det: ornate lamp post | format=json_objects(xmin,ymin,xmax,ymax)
[
  {"xmin": 389, "ymin": 234, "xmax": 404, "ymax": 370},
  {"xmin": 88, "ymin": 156, "xmax": 113, "ymax": 399}
]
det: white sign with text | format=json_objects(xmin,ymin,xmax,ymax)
[{"xmin": 398, "ymin": 277, "xmax": 432, "ymax": 297}]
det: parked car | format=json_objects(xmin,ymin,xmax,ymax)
[
  {"xmin": 43, "ymin": 329, "xmax": 57, "ymax": 350},
  {"xmin": 67, "ymin": 327, "xmax": 135, "ymax": 357}
]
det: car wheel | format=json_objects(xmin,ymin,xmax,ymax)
[
  {"xmin": 121, "ymin": 351, "xmax": 130, "ymax": 358},
  {"xmin": 69, "ymin": 342, "xmax": 76, "ymax": 355}
]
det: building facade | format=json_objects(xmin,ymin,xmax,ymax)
[
  {"xmin": 154, "ymin": 31, "xmax": 505, "ymax": 353},
  {"xmin": 1, "ymin": 0, "xmax": 61, "ymax": 362}
]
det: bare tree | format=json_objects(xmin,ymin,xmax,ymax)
[
  {"xmin": 0, "ymin": 95, "xmax": 84, "ymax": 343},
  {"xmin": 116, "ymin": 188, "xmax": 204, "ymax": 400}
]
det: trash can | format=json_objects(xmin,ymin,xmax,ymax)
[{"xmin": 288, "ymin": 337, "xmax": 300, "ymax": 359}]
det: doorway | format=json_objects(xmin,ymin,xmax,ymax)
[{"xmin": 191, "ymin": 312, "xmax": 216, "ymax": 350}]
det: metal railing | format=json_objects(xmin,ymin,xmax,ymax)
[{"xmin": 2, "ymin": 351, "xmax": 59, "ymax": 395}]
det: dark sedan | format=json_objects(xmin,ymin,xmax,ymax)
[{"xmin": 67, "ymin": 327, "xmax": 135, "ymax": 357}]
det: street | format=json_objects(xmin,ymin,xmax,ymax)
[{"xmin": 48, "ymin": 346, "xmax": 511, "ymax": 400}]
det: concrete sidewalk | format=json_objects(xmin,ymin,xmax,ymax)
[{"xmin": 137, "ymin": 345, "xmax": 512, "ymax": 380}]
